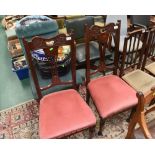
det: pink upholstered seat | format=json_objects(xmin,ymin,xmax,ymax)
[
  {"xmin": 39, "ymin": 89, "xmax": 96, "ymax": 139},
  {"xmin": 88, "ymin": 75, "xmax": 138, "ymax": 118}
]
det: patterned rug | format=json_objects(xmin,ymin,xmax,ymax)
[{"xmin": 1, "ymin": 85, "xmax": 155, "ymax": 139}]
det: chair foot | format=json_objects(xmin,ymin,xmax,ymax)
[
  {"xmin": 89, "ymin": 126, "xmax": 95, "ymax": 139},
  {"xmin": 98, "ymin": 118, "xmax": 105, "ymax": 136},
  {"xmin": 98, "ymin": 131, "xmax": 103, "ymax": 136},
  {"xmin": 86, "ymin": 90, "xmax": 90, "ymax": 105}
]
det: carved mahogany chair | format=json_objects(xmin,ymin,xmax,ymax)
[
  {"xmin": 120, "ymin": 29, "xmax": 155, "ymax": 95},
  {"xmin": 126, "ymin": 87, "xmax": 155, "ymax": 139},
  {"xmin": 22, "ymin": 33, "xmax": 96, "ymax": 139},
  {"xmin": 85, "ymin": 22, "xmax": 138, "ymax": 136}
]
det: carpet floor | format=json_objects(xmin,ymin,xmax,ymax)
[{"xmin": 1, "ymin": 85, "xmax": 155, "ymax": 139}]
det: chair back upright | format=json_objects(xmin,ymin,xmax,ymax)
[
  {"xmin": 22, "ymin": 33, "xmax": 77, "ymax": 100},
  {"xmin": 119, "ymin": 29, "xmax": 148, "ymax": 77},
  {"xmin": 85, "ymin": 21, "xmax": 121, "ymax": 85}
]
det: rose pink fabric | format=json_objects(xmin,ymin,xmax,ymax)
[
  {"xmin": 39, "ymin": 89, "xmax": 96, "ymax": 139},
  {"xmin": 88, "ymin": 75, "xmax": 137, "ymax": 118}
]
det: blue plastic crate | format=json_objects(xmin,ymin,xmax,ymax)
[{"xmin": 12, "ymin": 67, "xmax": 29, "ymax": 80}]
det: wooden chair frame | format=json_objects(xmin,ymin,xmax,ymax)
[
  {"xmin": 85, "ymin": 21, "xmax": 121, "ymax": 135},
  {"xmin": 22, "ymin": 33, "xmax": 77, "ymax": 101},
  {"xmin": 126, "ymin": 87, "xmax": 155, "ymax": 139},
  {"xmin": 119, "ymin": 29, "xmax": 148, "ymax": 77},
  {"xmin": 142, "ymin": 27, "xmax": 155, "ymax": 71},
  {"xmin": 22, "ymin": 33, "xmax": 96, "ymax": 139}
]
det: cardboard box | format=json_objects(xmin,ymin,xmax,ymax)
[{"xmin": 8, "ymin": 39, "xmax": 23, "ymax": 57}]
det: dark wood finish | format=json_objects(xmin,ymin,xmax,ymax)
[
  {"xmin": 23, "ymin": 33, "xmax": 96, "ymax": 139},
  {"xmin": 119, "ymin": 29, "xmax": 148, "ymax": 77},
  {"xmin": 98, "ymin": 118, "xmax": 105, "ymax": 136},
  {"xmin": 85, "ymin": 21, "xmax": 121, "ymax": 86},
  {"xmin": 85, "ymin": 21, "xmax": 121, "ymax": 135},
  {"xmin": 142, "ymin": 27, "xmax": 155, "ymax": 71},
  {"xmin": 126, "ymin": 87, "xmax": 155, "ymax": 139},
  {"xmin": 22, "ymin": 33, "xmax": 77, "ymax": 100}
]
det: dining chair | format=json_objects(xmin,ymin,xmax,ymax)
[
  {"xmin": 85, "ymin": 21, "xmax": 138, "ymax": 135},
  {"xmin": 22, "ymin": 33, "xmax": 96, "ymax": 139},
  {"xmin": 120, "ymin": 29, "xmax": 155, "ymax": 95}
]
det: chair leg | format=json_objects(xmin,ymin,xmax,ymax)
[
  {"xmin": 126, "ymin": 106, "xmax": 136, "ymax": 122},
  {"xmin": 86, "ymin": 90, "xmax": 90, "ymax": 105},
  {"xmin": 126, "ymin": 113, "xmax": 137, "ymax": 139},
  {"xmin": 89, "ymin": 126, "xmax": 95, "ymax": 139},
  {"xmin": 139, "ymin": 112, "xmax": 152, "ymax": 139},
  {"xmin": 98, "ymin": 118, "xmax": 105, "ymax": 136}
]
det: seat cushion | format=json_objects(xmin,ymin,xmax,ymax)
[
  {"xmin": 145, "ymin": 62, "xmax": 155, "ymax": 75},
  {"xmin": 122, "ymin": 69, "xmax": 155, "ymax": 94},
  {"xmin": 76, "ymin": 41, "xmax": 100, "ymax": 64},
  {"xmin": 88, "ymin": 75, "xmax": 137, "ymax": 118},
  {"xmin": 39, "ymin": 89, "xmax": 96, "ymax": 138}
]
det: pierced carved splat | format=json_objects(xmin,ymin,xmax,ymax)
[
  {"xmin": 22, "ymin": 33, "xmax": 76, "ymax": 100},
  {"xmin": 85, "ymin": 22, "xmax": 120, "ymax": 81}
]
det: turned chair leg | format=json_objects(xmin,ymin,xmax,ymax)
[
  {"xmin": 98, "ymin": 118, "xmax": 105, "ymax": 136},
  {"xmin": 89, "ymin": 126, "xmax": 95, "ymax": 139}
]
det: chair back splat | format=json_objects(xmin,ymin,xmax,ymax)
[
  {"xmin": 119, "ymin": 29, "xmax": 148, "ymax": 77},
  {"xmin": 22, "ymin": 33, "xmax": 77, "ymax": 100},
  {"xmin": 85, "ymin": 21, "xmax": 120, "ymax": 85}
]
